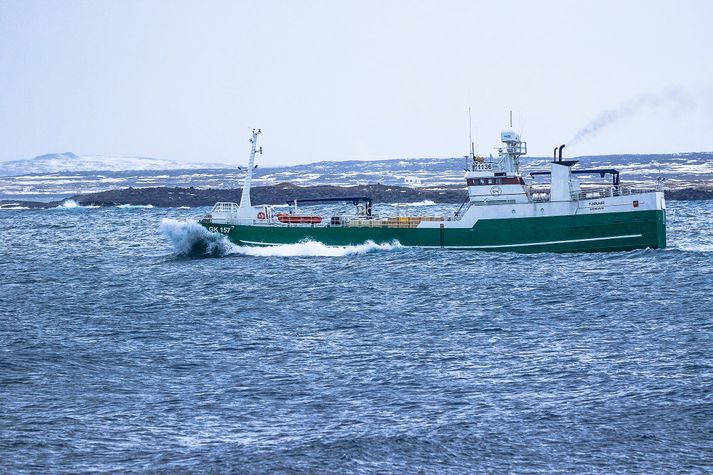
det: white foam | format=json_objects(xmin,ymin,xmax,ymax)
[
  {"xmin": 388, "ymin": 200, "xmax": 436, "ymax": 206},
  {"xmin": 116, "ymin": 204, "xmax": 155, "ymax": 209},
  {"xmin": 673, "ymin": 243, "xmax": 713, "ymax": 252},
  {"xmin": 232, "ymin": 240, "xmax": 401, "ymax": 257},
  {"xmin": 55, "ymin": 199, "xmax": 100, "ymax": 209},
  {"xmin": 60, "ymin": 199, "xmax": 80, "ymax": 208}
]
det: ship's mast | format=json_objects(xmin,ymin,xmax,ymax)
[
  {"xmin": 468, "ymin": 106, "xmax": 475, "ymax": 160},
  {"xmin": 239, "ymin": 128, "xmax": 262, "ymax": 209}
]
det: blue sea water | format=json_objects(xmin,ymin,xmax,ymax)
[{"xmin": 1, "ymin": 200, "xmax": 712, "ymax": 473}]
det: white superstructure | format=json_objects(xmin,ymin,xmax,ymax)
[{"xmin": 417, "ymin": 122, "xmax": 665, "ymax": 230}]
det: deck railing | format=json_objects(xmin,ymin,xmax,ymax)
[
  {"xmin": 570, "ymin": 186, "xmax": 658, "ymax": 201},
  {"xmin": 211, "ymin": 202, "xmax": 241, "ymax": 214},
  {"xmin": 528, "ymin": 186, "xmax": 659, "ymax": 203}
]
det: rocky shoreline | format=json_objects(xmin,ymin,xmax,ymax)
[{"xmin": 1, "ymin": 183, "xmax": 712, "ymax": 209}]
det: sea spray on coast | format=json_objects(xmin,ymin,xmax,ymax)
[
  {"xmin": 61, "ymin": 200, "xmax": 80, "ymax": 208},
  {"xmin": 117, "ymin": 204, "xmax": 155, "ymax": 209},
  {"xmin": 54, "ymin": 200, "xmax": 100, "ymax": 209},
  {"xmin": 160, "ymin": 218, "xmax": 402, "ymax": 258}
]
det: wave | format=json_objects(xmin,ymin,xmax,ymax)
[
  {"xmin": 55, "ymin": 200, "xmax": 100, "ymax": 209},
  {"xmin": 671, "ymin": 243, "xmax": 713, "ymax": 252},
  {"xmin": 0, "ymin": 205, "xmax": 30, "ymax": 210},
  {"xmin": 160, "ymin": 218, "xmax": 401, "ymax": 258},
  {"xmin": 116, "ymin": 204, "xmax": 155, "ymax": 209},
  {"xmin": 160, "ymin": 218, "xmax": 233, "ymax": 258},
  {"xmin": 388, "ymin": 200, "xmax": 436, "ymax": 206}
]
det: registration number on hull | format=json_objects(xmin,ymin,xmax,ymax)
[{"xmin": 207, "ymin": 226, "xmax": 231, "ymax": 234}]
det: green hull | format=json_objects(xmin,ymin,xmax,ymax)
[{"xmin": 202, "ymin": 210, "xmax": 666, "ymax": 253}]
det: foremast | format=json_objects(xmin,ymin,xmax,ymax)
[
  {"xmin": 207, "ymin": 128, "xmax": 267, "ymax": 224},
  {"xmin": 239, "ymin": 128, "xmax": 262, "ymax": 209}
]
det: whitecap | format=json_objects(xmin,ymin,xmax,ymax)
[
  {"xmin": 387, "ymin": 200, "xmax": 436, "ymax": 206},
  {"xmin": 116, "ymin": 204, "xmax": 155, "ymax": 209},
  {"xmin": 55, "ymin": 199, "xmax": 100, "ymax": 209}
]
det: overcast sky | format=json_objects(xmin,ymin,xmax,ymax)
[{"xmin": 1, "ymin": 0, "xmax": 712, "ymax": 166}]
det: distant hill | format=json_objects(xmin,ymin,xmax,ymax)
[
  {"xmin": 0, "ymin": 151, "xmax": 711, "ymax": 201},
  {"xmin": 0, "ymin": 152, "xmax": 231, "ymax": 175}
]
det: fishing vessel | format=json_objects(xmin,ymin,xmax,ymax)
[{"xmin": 198, "ymin": 127, "xmax": 666, "ymax": 252}]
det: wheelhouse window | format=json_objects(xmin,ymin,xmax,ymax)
[{"xmin": 468, "ymin": 176, "xmax": 525, "ymax": 186}]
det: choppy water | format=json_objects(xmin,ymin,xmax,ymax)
[{"xmin": 1, "ymin": 201, "xmax": 712, "ymax": 473}]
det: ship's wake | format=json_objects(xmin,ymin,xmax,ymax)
[
  {"xmin": 160, "ymin": 218, "xmax": 401, "ymax": 258},
  {"xmin": 672, "ymin": 243, "xmax": 713, "ymax": 253},
  {"xmin": 231, "ymin": 240, "xmax": 401, "ymax": 257}
]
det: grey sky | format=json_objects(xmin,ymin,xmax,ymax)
[{"xmin": 1, "ymin": 0, "xmax": 712, "ymax": 166}]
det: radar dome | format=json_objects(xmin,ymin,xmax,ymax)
[{"xmin": 501, "ymin": 127, "xmax": 520, "ymax": 143}]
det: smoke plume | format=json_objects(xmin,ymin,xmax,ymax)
[{"xmin": 568, "ymin": 86, "xmax": 692, "ymax": 147}]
